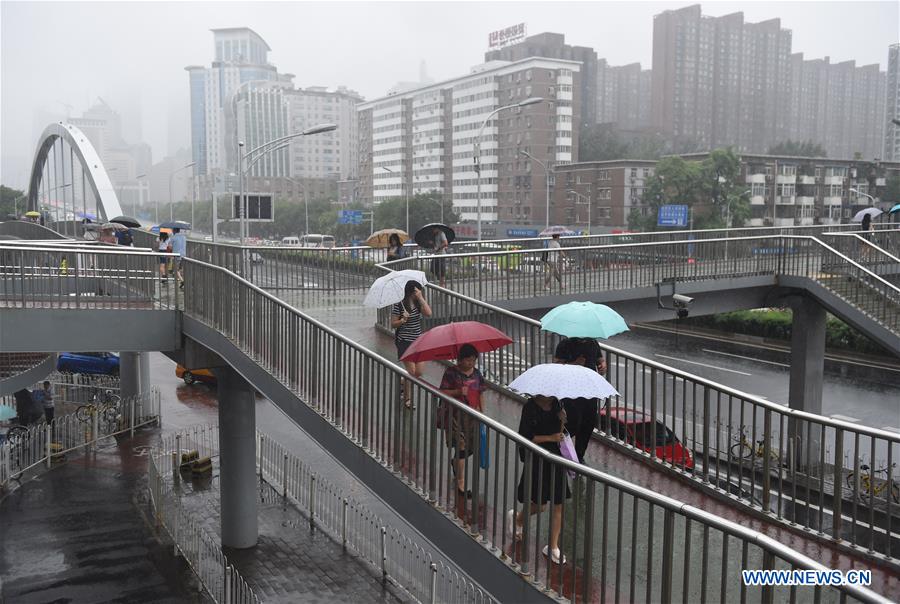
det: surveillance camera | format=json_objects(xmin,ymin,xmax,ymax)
[{"xmin": 672, "ymin": 294, "xmax": 694, "ymax": 308}]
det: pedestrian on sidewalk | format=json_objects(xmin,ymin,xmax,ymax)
[
  {"xmin": 386, "ymin": 233, "xmax": 406, "ymax": 262},
  {"xmin": 430, "ymin": 226, "xmax": 449, "ymax": 287},
  {"xmin": 543, "ymin": 234, "xmax": 565, "ymax": 291},
  {"xmin": 438, "ymin": 344, "xmax": 486, "ymax": 503},
  {"xmin": 390, "ymin": 280, "xmax": 432, "ymax": 408},
  {"xmin": 158, "ymin": 231, "xmax": 171, "ymax": 282},
  {"xmin": 32, "ymin": 381, "xmax": 54, "ymax": 423},
  {"xmin": 553, "ymin": 337, "xmax": 606, "ymax": 464},
  {"xmin": 170, "ymin": 228, "xmax": 187, "ymax": 289},
  {"xmin": 508, "ymin": 395, "xmax": 570, "ymax": 565}
]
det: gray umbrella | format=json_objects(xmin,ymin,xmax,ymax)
[{"xmin": 159, "ymin": 220, "xmax": 192, "ymax": 230}]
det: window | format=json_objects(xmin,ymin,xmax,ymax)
[{"xmin": 630, "ymin": 168, "xmax": 638, "ymax": 178}]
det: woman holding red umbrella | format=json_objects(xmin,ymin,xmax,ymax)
[{"xmin": 438, "ymin": 344, "xmax": 486, "ymax": 500}]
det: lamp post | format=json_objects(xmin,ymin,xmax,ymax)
[
  {"xmin": 133, "ymin": 174, "xmax": 146, "ymax": 218},
  {"xmin": 519, "ymin": 149, "xmax": 551, "ymax": 230},
  {"xmin": 380, "ymin": 166, "xmax": 409, "ymax": 234},
  {"xmin": 168, "ymin": 162, "xmax": 196, "ymax": 223},
  {"xmin": 568, "ymin": 189, "xmax": 591, "ymax": 235},
  {"xmin": 849, "ymin": 188, "xmax": 875, "ymax": 206},
  {"xmin": 45, "ymin": 183, "xmax": 72, "ymax": 225},
  {"xmin": 474, "ymin": 97, "xmax": 544, "ymax": 242},
  {"xmin": 726, "ymin": 189, "xmax": 752, "ymax": 230},
  {"xmin": 238, "ymin": 123, "xmax": 337, "ymax": 244}
]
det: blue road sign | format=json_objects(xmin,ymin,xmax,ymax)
[
  {"xmin": 507, "ymin": 228, "xmax": 539, "ymax": 237},
  {"xmin": 338, "ymin": 210, "xmax": 363, "ymax": 225},
  {"xmin": 658, "ymin": 204, "xmax": 689, "ymax": 227}
]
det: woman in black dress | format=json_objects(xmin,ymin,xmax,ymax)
[{"xmin": 508, "ymin": 395, "xmax": 571, "ymax": 565}]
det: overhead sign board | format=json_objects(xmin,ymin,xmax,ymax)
[
  {"xmin": 657, "ymin": 204, "xmax": 689, "ymax": 228},
  {"xmin": 507, "ymin": 228, "xmax": 539, "ymax": 237},
  {"xmin": 488, "ymin": 23, "xmax": 526, "ymax": 49},
  {"xmin": 338, "ymin": 210, "xmax": 363, "ymax": 225},
  {"xmin": 232, "ymin": 193, "xmax": 273, "ymax": 222}
]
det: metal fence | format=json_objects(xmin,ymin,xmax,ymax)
[
  {"xmin": 0, "ymin": 372, "xmax": 120, "ymax": 414},
  {"xmin": 0, "ymin": 244, "xmax": 180, "ymax": 310},
  {"xmin": 181, "ymin": 256, "xmax": 889, "ymax": 603},
  {"xmin": 149, "ymin": 426, "xmax": 259, "ymax": 604},
  {"xmin": 256, "ymin": 431, "xmax": 494, "ymax": 604},
  {"xmin": 0, "ymin": 388, "xmax": 160, "ymax": 487}
]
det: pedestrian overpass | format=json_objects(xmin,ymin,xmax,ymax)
[{"xmin": 1, "ymin": 235, "xmax": 897, "ymax": 603}]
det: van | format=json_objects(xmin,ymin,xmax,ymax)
[
  {"xmin": 300, "ymin": 234, "xmax": 336, "ymax": 248},
  {"xmin": 281, "ymin": 236, "xmax": 300, "ymax": 246}
]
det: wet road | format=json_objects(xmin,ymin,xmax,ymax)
[{"xmin": 612, "ymin": 324, "xmax": 900, "ymax": 432}]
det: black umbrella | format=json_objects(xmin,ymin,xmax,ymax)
[
  {"xmin": 159, "ymin": 220, "xmax": 192, "ymax": 230},
  {"xmin": 414, "ymin": 223, "xmax": 455, "ymax": 249},
  {"xmin": 109, "ymin": 215, "xmax": 141, "ymax": 228}
]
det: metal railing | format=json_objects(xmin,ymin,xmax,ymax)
[
  {"xmin": 389, "ymin": 235, "xmax": 900, "ymax": 334},
  {"xmin": 0, "ymin": 220, "xmax": 69, "ymax": 240},
  {"xmin": 180, "ymin": 256, "xmax": 889, "ymax": 602},
  {"xmin": 818, "ymin": 232, "xmax": 900, "ymax": 283},
  {"xmin": 0, "ymin": 244, "xmax": 180, "ymax": 310},
  {"xmin": 0, "ymin": 352, "xmax": 52, "ymax": 380},
  {"xmin": 1, "ymin": 388, "xmax": 160, "ymax": 487},
  {"xmin": 149, "ymin": 426, "xmax": 259, "ymax": 604},
  {"xmin": 373, "ymin": 271, "xmax": 900, "ymax": 566},
  {"xmin": 1, "ymin": 372, "xmax": 120, "ymax": 413}
]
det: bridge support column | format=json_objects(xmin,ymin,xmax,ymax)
[
  {"xmin": 217, "ymin": 368, "xmax": 258, "ymax": 549},
  {"xmin": 119, "ymin": 352, "xmax": 150, "ymax": 399},
  {"xmin": 787, "ymin": 297, "xmax": 825, "ymax": 469}
]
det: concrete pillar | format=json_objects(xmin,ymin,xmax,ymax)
[
  {"xmin": 120, "ymin": 352, "xmax": 151, "ymax": 400},
  {"xmin": 787, "ymin": 297, "xmax": 826, "ymax": 469},
  {"xmin": 216, "ymin": 368, "xmax": 258, "ymax": 549}
]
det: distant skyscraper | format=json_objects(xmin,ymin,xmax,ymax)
[
  {"xmin": 788, "ymin": 54, "xmax": 886, "ymax": 159},
  {"xmin": 185, "ymin": 28, "xmax": 280, "ymax": 177},
  {"xmin": 596, "ymin": 60, "xmax": 652, "ymax": 131},
  {"xmin": 885, "ymin": 44, "xmax": 900, "ymax": 162},
  {"xmin": 651, "ymin": 4, "xmax": 792, "ymax": 153}
]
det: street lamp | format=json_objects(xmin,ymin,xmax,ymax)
[
  {"xmin": 568, "ymin": 189, "xmax": 591, "ymax": 235},
  {"xmin": 238, "ymin": 123, "xmax": 337, "ymax": 244},
  {"xmin": 380, "ymin": 166, "xmax": 409, "ymax": 234},
  {"xmin": 519, "ymin": 149, "xmax": 552, "ymax": 230},
  {"xmin": 474, "ymin": 97, "xmax": 544, "ymax": 242},
  {"xmin": 849, "ymin": 188, "xmax": 875, "ymax": 206},
  {"xmin": 168, "ymin": 162, "xmax": 196, "ymax": 223},
  {"xmin": 45, "ymin": 183, "xmax": 72, "ymax": 225},
  {"xmin": 725, "ymin": 189, "xmax": 752, "ymax": 230}
]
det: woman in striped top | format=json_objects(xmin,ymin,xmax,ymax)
[{"xmin": 391, "ymin": 280, "xmax": 432, "ymax": 408}]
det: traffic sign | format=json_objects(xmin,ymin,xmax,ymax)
[
  {"xmin": 339, "ymin": 210, "xmax": 363, "ymax": 225},
  {"xmin": 658, "ymin": 205, "xmax": 689, "ymax": 227}
]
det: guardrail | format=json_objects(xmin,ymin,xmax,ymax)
[
  {"xmin": 0, "ymin": 220, "xmax": 69, "ymax": 240},
  {"xmin": 1, "ymin": 388, "xmax": 160, "ymax": 487},
  {"xmin": 389, "ymin": 235, "xmax": 900, "ymax": 334},
  {"xmin": 819, "ymin": 232, "xmax": 900, "ymax": 282},
  {"xmin": 374, "ymin": 269, "xmax": 900, "ymax": 566},
  {"xmin": 181, "ymin": 256, "xmax": 888, "ymax": 602},
  {"xmin": 0, "ymin": 244, "xmax": 180, "ymax": 310},
  {"xmin": 149, "ymin": 426, "xmax": 259, "ymax": 604}
]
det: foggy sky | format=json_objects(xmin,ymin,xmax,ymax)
[{"xmin": 2, "ymin": 1, "xmax": 898, "ymax": 189}]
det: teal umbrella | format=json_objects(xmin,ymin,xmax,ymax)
[
  {"xmin": 540, "ymin": 301, "xmax": 629, "ymax": 339},
  {"xmin": 0, "ymin": 405, "xmax": 16, "ymax": 421},
  {"xmin": 889, "ymin": 203, "xmax": 900, "ymax": 214}
]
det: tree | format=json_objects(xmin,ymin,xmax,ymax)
[
  {"xmin": 767, "ymin": 140, "xmax": 827, "ymax": 158},
  {"xmin": 1, "ymin": 185, "xmax": 26, "ymax": 219},
  {"xmin": 701, "ymin": 148, "xmax": 747, "ymax": 228},
  {"xmin": 883, "ymin": 175, "xmax": 900, "ymax": 204},
  {"xmin": 578, "ymin": 124, "xmax": 631, "ymax": 161},
  {"xmin": 372, "ymin": 192, "xmax": 457, "ymax": 235}
]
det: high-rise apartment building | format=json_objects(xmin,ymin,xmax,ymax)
[
  {"xmin": 787, "ymin": 55, "xmax": 886, "ymax": 159},
  {"xmin": 358, "ymin": 58, "xmax": 580, "ymax": 225},
  {"xmin": 884, "ymin": 44, "xmax": 900, "ymax": 162},
  {"xmin": 651, "ymin": 4, "xmax": 791, "ymax": 153},
  {"xmin": 286, "ymin": 86, "xmax": 362, "ymax": 180},
  {"xmin": 485, "ymin": 33, "xmax": 596, "ymax": 129},
  {"xmin": 596, "ymin": 60, "xmax": 652, "ymax": 130}
]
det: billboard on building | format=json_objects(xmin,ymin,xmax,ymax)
[
  {"xmin": 232, "ymin": 193, "xmax": 274, "ymax": 222},
  {"xmin": 488, "ymin": 23, "xmax": 526, "ymax": 49}
]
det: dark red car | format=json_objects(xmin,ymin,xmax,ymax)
[{"xmin": 598, "ymin": 407, "xmax": 694, "ymax": 469}]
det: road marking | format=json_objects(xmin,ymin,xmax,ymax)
[
  {"xmin": 700, "ymin": 348, "xmax": 790, "ymax": 368},
  {"xmin": 654, "ymin": 354, "xmax": 752, "ymax": 376}
]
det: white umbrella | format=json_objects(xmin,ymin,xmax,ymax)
[
  {"xmin": 851, "ymin": 207, "xmax": 882, "ymax": 222},
  {"xmin": 363, "ymin": 270, "xmax": 428, "ymax": 308},
  {"xmin": 508, "ymin": 363, "xmax": 619, "ymax": 399}
]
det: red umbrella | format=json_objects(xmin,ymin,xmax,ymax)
[{"xmin": 400, "ymin": 321, "xmax": 513, "ymax": 363}]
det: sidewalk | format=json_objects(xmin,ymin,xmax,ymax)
[{"xmin": 0, "ymin": 431, "xmax": 203, "ymax": 603}]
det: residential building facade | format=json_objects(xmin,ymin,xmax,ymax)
[
  {"xmin": 682, "ymin": 152, "xmax": 900, "ymax": 226},
  {"xmin": 885, "ymin": 44, "xmax": 900, "ymax": 162},
  {"xmin": 485, "ymin": 32, "xmax": 596, "ymax": 129},
  {"xmin": 358, "ymin": 58, "xmax": 581, "ymax": 226},
  {"xmin": 596, "ymin": 61, "xmax": 652, "ymax": 131},
  {"xmin": 550, "ymin": 160, "xmax": 657, "ymax": 228}
]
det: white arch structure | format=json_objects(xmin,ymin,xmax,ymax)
[{"xmin": 27, "ymin": 122, "xmax": 123, "ymax": 229}]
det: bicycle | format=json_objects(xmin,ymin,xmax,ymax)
[
  {"xmin": 75, "ymin": 389, "xmax": 122, "ymax": 426},
  {"xmin": 731, "ymin": 426, "xmax": 780, "ymax": 463},
  {"xmin": 846, "ymin": 463, "xmax": 900, "ymax": 504}
]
